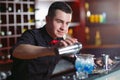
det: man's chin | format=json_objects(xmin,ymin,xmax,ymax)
[{"xmin": 57, "ymin": 35, "xmax": 64, "ymax": 38}]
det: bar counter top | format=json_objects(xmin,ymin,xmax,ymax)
[{"xmin": 51, "ymin": 59, "xmax": 120, "ymax": 80}]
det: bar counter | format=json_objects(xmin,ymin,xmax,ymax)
[
  {"xmin": 51, "ymin": 44, "xmax": 120, "ymax": 80},
  {"xmin": 51, "ymin": 59, "xmax": 120, "ymax": 80}
]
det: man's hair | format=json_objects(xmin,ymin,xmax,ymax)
[{"xmin": 47, "ymin": 2, "xmax": 73, "ymax": 17}]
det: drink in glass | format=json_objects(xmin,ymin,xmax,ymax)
[{"xmin": 75, "ymin": 54, "xmax": 94, "ymax": 79}]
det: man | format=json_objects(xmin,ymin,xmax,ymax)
[{"xmin": 7, "ymin": 1, "xmax": 78, "ymax": 80}]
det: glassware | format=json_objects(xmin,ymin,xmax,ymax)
[{"xmin": 75, "ymin": 54, "xmax": 94, "ymax": 79}]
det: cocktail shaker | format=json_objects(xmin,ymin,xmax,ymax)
[{"xmin": 57, "ymin": 42, "xmax": 82, "ymax": 55}]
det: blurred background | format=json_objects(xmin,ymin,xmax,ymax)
[{"xmin": 0, "ymin": 0, "xmax": 120, "ymax": 79}]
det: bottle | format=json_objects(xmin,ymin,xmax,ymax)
[
  {"xmin": 0, "ymin": 44, "xmax": 3, "ymax": 48},
  {"xmin": 85, "ymin": 27, "xmax": 90, "ymax": 44},
  {"xmin": 95, "ymin": 30, "xmax": 102, "ymax": 46}
]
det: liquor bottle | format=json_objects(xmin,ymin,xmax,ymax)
[{"xmin": 95, "ymin": 30, "xmax": 102, "ymax": 46}]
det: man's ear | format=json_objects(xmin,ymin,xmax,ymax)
[{"xmin": 46, "ymin": 16, "xmax": 50, "ymax": 23}]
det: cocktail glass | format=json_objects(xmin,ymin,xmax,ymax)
[{"xmin": 75, "ymin": 54, "xmax": 94, "ymax": 79}]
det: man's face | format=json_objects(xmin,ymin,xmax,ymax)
[{"xmin": 46, "ymin": 10, "xmax": 72, "ymax": 39}]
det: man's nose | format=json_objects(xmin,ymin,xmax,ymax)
[{"xmin": 61, "ymin": 23, "xmax": 67, "ymax": 30}]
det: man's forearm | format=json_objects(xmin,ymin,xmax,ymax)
[{"xmin": 12, "ymin": 44, "xmax": 55, "ymax": 59}]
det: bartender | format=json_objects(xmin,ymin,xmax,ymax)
[{"xmin": 7, "ymin": 1, "xmax": 78, "ymax": 80}]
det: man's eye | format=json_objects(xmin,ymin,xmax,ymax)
[{"xmin": 56, "ymin": 20, "xmax": 62, "ymax": 23}]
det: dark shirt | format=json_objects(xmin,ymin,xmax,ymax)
[{"xmin": 7, "ymin": 26, "xmax": 62, "ymax": 80}]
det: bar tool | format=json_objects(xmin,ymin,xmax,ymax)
[
  {"xmin": 101, "ymin": 54, "xmax": 109, "ymax": 70},
  {"xmin": 57, "ymin": 42, "xmax": 82, "ymax": 55}
]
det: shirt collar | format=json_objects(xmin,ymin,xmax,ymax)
[{"xmin": 40, "ymin": 25, "xmax": 64, "ymax": 45}]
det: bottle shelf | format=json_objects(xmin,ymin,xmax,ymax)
[{"xmin": 0, "ymin": 0, "xmax": 35, "ymax": 64}]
